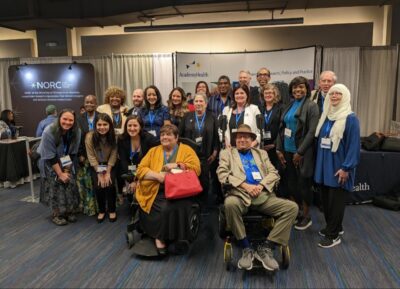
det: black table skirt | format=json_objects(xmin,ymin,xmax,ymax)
[
  {"xmin": 0, "ymin": 140, "xmax": 29, "ymax": 182},
  {"xmin": 349, "ymin": 150, "xmax": 400, "ymax": 203}
]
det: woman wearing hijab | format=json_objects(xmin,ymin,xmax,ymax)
[{"xmin": 314, "ymin": 84, "xmax": 360, "ymax": 248}]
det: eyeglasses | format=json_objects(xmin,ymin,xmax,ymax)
[{"xmin": 257, "ymin": 73, "xmax": 270, "ymax": 77}]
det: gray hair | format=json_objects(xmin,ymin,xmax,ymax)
[
  {"xmin": 320, "ymin": 70, "xmax": 337, "ymax": 83},
  {"xmin": 194, "ymin": 93, "xmax": 208, "ymax": 103}
]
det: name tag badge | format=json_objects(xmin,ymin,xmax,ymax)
[
  {"xmin": 232, "ymin": 128, "xmax": 237, "ymax": 133},
  {"xmin": 128, "ymin": 165, "xmax": 137, "ymax": 172},
  {"xmin": 263, "ymin": 131, "xmax": 272, "ymax": 140},
  {"xmin": 149, "ymin": 130, "xmax": 157, "ymax": 137},
  {"xmin": 321, "ymin": 137, "xmax": 332, "ymax": 149},
  {"xmin": 60, "ymin": 155, "xmax": 72, "ymax": 168},
  {"xmin": 252, "ymin": 171, "xmax": 262, "ymax": 180},
  {"xmin": 284, "ymin": 128, "xmax": 292, "ymax": 138},
  {"xmin": 195, "ymin": 137, "xmax": 203, "ymax": 144},
  {"xmin": 114, "ymin": 128, "xmax": 122, "ymax": 135},
  {"xmin": 97, "ymin": 165, "xmax": 107, "ymax": 173}
]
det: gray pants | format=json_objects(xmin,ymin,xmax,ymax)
[{"xmin": 224, "ymin": 194, "xmax": 298, "ymax": 246}]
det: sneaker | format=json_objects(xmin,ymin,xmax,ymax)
[
  {"xmin": 52, "ymin": 216, "xmax": 67, "ymax": 226},
  {"xmin": 254, "ymin": 243, "xmax": 279, "ymax": 271},
  {"xmin": 294, "ymin": 216, "xmax": 312, "ymax": 230},
  {"xmin": 318, "ymin": 236, "xmax": 341, "ymax": 248},
  {"xmin": 318, "ymin": 229, "xmax": 344, "ymax": 237},
  {"xmin": 237, "ymin": 248, "xmax": 254, "ymax": 270},
  {"xmin": 66, "ymin": 214, "xmax": 77, "ymax": 223}
]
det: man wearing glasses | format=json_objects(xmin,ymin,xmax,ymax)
[{"xmin": 250, "ymin": 67, "xmax": 271, "ymax": 110}]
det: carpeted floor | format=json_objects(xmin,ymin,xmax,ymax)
[{"xmin": 0, "ymin": 181, "xmax": 399, "ymax": 288}]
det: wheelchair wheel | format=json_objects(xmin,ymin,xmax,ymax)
[
  {"xmin": 125, "ymin": 232, "xmax": 135, "ymax": 249},
  {"xmin": 279, "ymin": 245, "xmax": 290, "ymax": 269},
  {"xmin": 218, "ymin": 206, "xmax": 228, "ymax": 239},
  {"xmin": 223, "ymin": 240, "xmax": 234, "ymax": 271},
  {"xmin": 188, "ymin": 206, "xmax": 200, "ymax": 241}
]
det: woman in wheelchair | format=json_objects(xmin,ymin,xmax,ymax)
[
  {"xmin": 217, "ymin": 124, "xmax": 298, "ymax": 271},
  {"xmin": 135, "ymin": 124, "xmax": 201, "ymax": 255},
  {"xmin": 118, "ymin": 115, "xmax": 158, "ymax": 195}
]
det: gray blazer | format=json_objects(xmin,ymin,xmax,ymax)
[
  {"xmin": 217, "ymin": 147, "xmax": 280, "ymax": 207},
  {"xmin": 276, "ymin": 97, "xmax": 319, "ymax": 178}
]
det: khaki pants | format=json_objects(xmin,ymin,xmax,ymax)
[{"xmin": 224, "ymin": 194, "xmax": 298, "ymax": 246}]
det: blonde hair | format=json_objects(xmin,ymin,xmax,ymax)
[{"xmin": 262, "ymin": 83, "xmax": 281, "ymax": 104}]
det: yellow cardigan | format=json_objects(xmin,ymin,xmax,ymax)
[{"xmin": 136, "ymin": 143, "xmax": 201, "ymax": 213}]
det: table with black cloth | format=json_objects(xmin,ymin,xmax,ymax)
[
  {"xmin": 0, "ymin": 138, "xmax": 40, "ymax": 188},
  {"xmin": 348, "ymin": 149, "xmax": 400, "ymax": 203}
]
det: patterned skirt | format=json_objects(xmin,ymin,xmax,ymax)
[
  {"xmin": 76, "ymin": 160, "xmax": 97, "ymax": 216},
  {"xmin": 40, "ymin": 165, "xmax": 80, "ymax": 215}
]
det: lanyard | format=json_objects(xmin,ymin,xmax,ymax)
[
  {"xmin": 113, "ymin": 113, "xmax": 120, "ymax": 125},
  {"xmin": 149, "ymin": 110, "xmax": 156, "ymax": 129},
  {"xmin": 235, "ymin": 109, "xmax": 244, "ymax": 127},
  {"xmin": 130, "ymin": 140, "xmax": 140, "ymax": 161},
  {"xmin": 264, "ymin": 108, "xmax": 273, "ymax": 125},
  {"xmin": 86, "ymin": 112, "xmax": 95, "ymax": 131},
  {"xmin": 163, "ymin": 145, "xmax": 178, "ymax": 165},
  {"xmin": 63, "ymin": 132, "xmax": 71, "ymax": 155},
  {"xmin": 324, "ymin": 120, "xmax": 333, "ymax": 137},
  {"xmin": 195, "ymin": 112, "xmax": 206, "ymax": 133}
]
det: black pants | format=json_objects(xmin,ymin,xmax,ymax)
[
  {"xmin": 321, "ymin": 185, "xmax": 346, "ymax": 238},
  {"xmin": 283, "ymin": 151, "xmax": 313, "ymax": 206},
  {"xmin": 90, "ymin": 169, "xmax": 116, "ymax": 213},
  {"xmin": 209, "ymin": 157, "xmax": 223, "ymax": 203}
]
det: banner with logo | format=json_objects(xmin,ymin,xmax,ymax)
[
  {"xmin": 176, "ymin": 46, "xmax": 315, "ymax": 95},
  {"xmin": 8, "ymin": 63, "xmax": 95, "ymax": 136}
]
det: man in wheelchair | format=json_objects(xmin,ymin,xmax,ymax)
[{"xmin": 217, "ymin": 124, "xmax": 298, "ymax": 271}]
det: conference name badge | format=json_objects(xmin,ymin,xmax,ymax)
[
  {"xmin": 263, "ymin": 131, "xmax": 272, "ymax": 140},
  {"xmin": 252, "ymin": 172, "xmax": 262, "ymax": 180},
  {"xmin": 195, "ymin": 137, "xmax": 203, "ymax": 144},
  {"xmin": 128, "ymin": 165, "xmax": 136, "ymax": 172},
  {"xmin": 60, "ymin": 155, "xmax": 72, "ymax": 168},
  {"xmin": 284, "ymin": 128, "xmax": 292, "ymax": 138},
  {"xmin": 232, "ymin": 128, "xmax": 237, "ymax": 133},
  {"xmin": 97, "ymin": 165, "xmax": 107, "ymax": 173},
  {"xmin": 321, "ymin": 137, "xmax": 331, "ymax": 149},
  {"xmin": 149, "ymin": 130, "xmax": 157, "ymax": 137}
]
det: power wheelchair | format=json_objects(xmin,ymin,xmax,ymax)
[
  {"xmin": 218, "ymin": 180, "xmax": 290, "ymax": 272},
  {"xmin": 124, "ymin": 137, "xmax": 202, "ymax": 257},
  {"xmin": 216, "ymin": 111, "xmax": 290, "ymax": 272}
]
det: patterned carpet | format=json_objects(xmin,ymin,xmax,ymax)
[{"xmin": 0, "ymin": 181, "xmax": 399, "ymax": 288}]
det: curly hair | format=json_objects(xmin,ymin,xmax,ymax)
[
  {"xmin": 167, "ymin": 87, "xmax": 189, "ymax": 118},
  {"xmin": 104, "ymin": 86, "xmax": 126, "ymax": 105}
]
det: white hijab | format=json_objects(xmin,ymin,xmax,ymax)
[{"xmin": 315, "ymin": 84, "xmax": 353, "ymax": 152}]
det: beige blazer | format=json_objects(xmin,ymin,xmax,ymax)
[
  {"xmin": 96, "ymin": 104, "xmax": 129, "ymax": 133},
  {"xmin": 217, "ymin": 147, "xmax": 280, "ymax": 207}
]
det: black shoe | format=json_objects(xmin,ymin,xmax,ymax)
[
  {"xmin": 294, "ymin": 216, "xmax": 312, "ymax": 230},
  {"xmin": 66, "ymin": 214, "xmax": 77, "ymax": 223},
  {"xmin": 319, "ymin": 229, "xmax": 344, "ymax": 237},
  {"xmin": 318, "ymin": 236, "xmax": 341, "ymax": 248},
  {"xmin": 109, "ymin": 213, "xmax": 117, "ymax": 223},
  {"xmin": 157, "ymin": 247, "xmax": 168, "ymax": 256},
  {"xmin": 97, "ymin": 213, "xmax": 106, "ymax": 223}
]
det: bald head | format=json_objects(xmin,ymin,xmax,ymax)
[
  {"xmin": 84, "ymin": 94, "xmax": 97, "ymax": 113},
  {"xmin": 132, "ymin": 88, "xmax": 144, "ymax": 108}
]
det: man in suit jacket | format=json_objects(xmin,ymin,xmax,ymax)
[
  {"xmin": 310, "ymin": 70, "xmax": 337, "ymax": 115},
  {"xmin": 217, "ymin": 124, "xmax": 298, "ymax": 271}
]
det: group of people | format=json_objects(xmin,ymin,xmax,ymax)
[{"xmin": 10, "ymin": 67, "xmax": 360, "ymax": 271}]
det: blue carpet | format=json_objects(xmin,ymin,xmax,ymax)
[{"xmin": 0, "ymin": 181, "xmax": 399, "ymax": 288}]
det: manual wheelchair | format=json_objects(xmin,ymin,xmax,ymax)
[
  {"xmin": 124, "ymin": 137, "xmax": 202, "ymax": 257},
  {"xmin": 218, "ymin": 181, "xmax": 290, "ymax": 272}
]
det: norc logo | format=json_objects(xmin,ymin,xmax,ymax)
[{"xmin": 31, "ymin": 81, "xmax": 72, "ymax": 89}]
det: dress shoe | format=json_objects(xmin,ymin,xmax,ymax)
[
  {"xmin": 109, "ymin": 213, "xmax": 117, "ymax": 223},
  {"xmin": 97, "ymin": 213, "xmax": 106, "ymax": 223}
]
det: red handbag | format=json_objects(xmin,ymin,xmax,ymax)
[{"xmin": 164, "ymin": 170, "xmax": 203, "ymax": 200}]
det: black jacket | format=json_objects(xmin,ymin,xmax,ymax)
[{"xmin": 179, "ymin": 112, "xmax": 220, "ymax": 159}]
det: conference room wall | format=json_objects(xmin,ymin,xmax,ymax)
[
  {"xmin": 0, "ymin": 39, "xmax": 33, "ymax": 58},
  {"xmin": 81, "ymin": 23, "xmax": 373, "ymax": 56}
]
